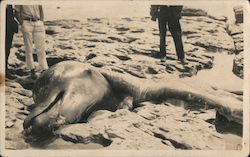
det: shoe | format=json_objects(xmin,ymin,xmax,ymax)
[
  {"xmin": 180, "ymin": 58, "xmax": 188, "ymax": 65},
  {"xmin": 40, "ymin": 70, "xmax": 46, "ymax": 74},
  {"xmin": 30, "ymin": 69, "xmax": 38, "ymax": 80},
  {"xmin": 160, "ymin": 56, "xmax": 167, "ymax": 62},
  {"xmin": 37, "ymin": 69, "xmax": 46, "ymax": 75}
]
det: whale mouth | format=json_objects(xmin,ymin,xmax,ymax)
[
  {"xmin": 23, "ymin": 91, "xmax": 65, "ymax": 141},
  {"xmin": 36, "ymin": 91, "xmax": 65, "ymax": 119}
]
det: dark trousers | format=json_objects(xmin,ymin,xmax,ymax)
[
  {"xmin": 158, "ymin": 17, "xmax": 185, "ymax": 60},
  {"xmin": 5, "ymin": 29, "xmax": 14, "ymax": 73}
]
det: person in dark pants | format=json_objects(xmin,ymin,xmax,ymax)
[
  {"xmin": 5, "ymin": 5, "xmax": 18, "ymax": 76},
  {"xmin": 151, "ymin": 5, "xmax": 186, "ymax": 64}
]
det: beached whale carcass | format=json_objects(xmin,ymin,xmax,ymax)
[{"xmin": 23, "ymin": 61, "xmax": 243, "ymax": 139}]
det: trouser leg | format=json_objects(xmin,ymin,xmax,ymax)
[
  {"xmin": 5, "ymin": 30, "xmax": 14, "ymax": 73},
  {"xmin": 21, "ymin": 21, "xmax": 35, "ymax": 70},
  {"xmin": 33, "ymin": 21, "xmax": 48, "ymax": 70},
  {"xmin": 168, "ymin": 19, "xmax": 185, "ymax": 60},
  {"xmin": 158, "ymin": 17, "xmax": 167, "ymax": 57}
]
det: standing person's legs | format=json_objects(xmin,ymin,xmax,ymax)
[
  {"xmin": 33, "ymin": 21, "xmax": 48, "ymax": 71},
  {"xmin": 21, "ymin": 21, "xmax": 36, "ymax": 71},
  {"xmin": 5, "ymin": 29, "xmax": 14, "ymax": 73},
  {"xmin": 158, "ymin": 17, "xmax": 167, "ymax": 58},
  {"xmin": 168, "ymin": 19, "xmax": 185, "ymax": 60}
]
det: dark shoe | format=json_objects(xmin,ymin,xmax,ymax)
[
  {"xmin": 37, "ymin": 69, "xmax": 46, "ymax": 75},
  {"xmin": 40, "ymin": 70, "xmax": 46, "ymax": 75},
  {"xmin": 30, "ymin": 69, "xmax": 38, "ymax": 80},
  {"xmin": 180, "ymin": 58, "xmax": 188, "ymax": 65},
  {"xmin": 160, "ymin": 56, "xmax": 167, "ymax": 62}
]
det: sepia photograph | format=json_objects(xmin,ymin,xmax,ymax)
[{"xmin": 0, "ymin": 0, "xmax": 249, "ymax": 156}]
